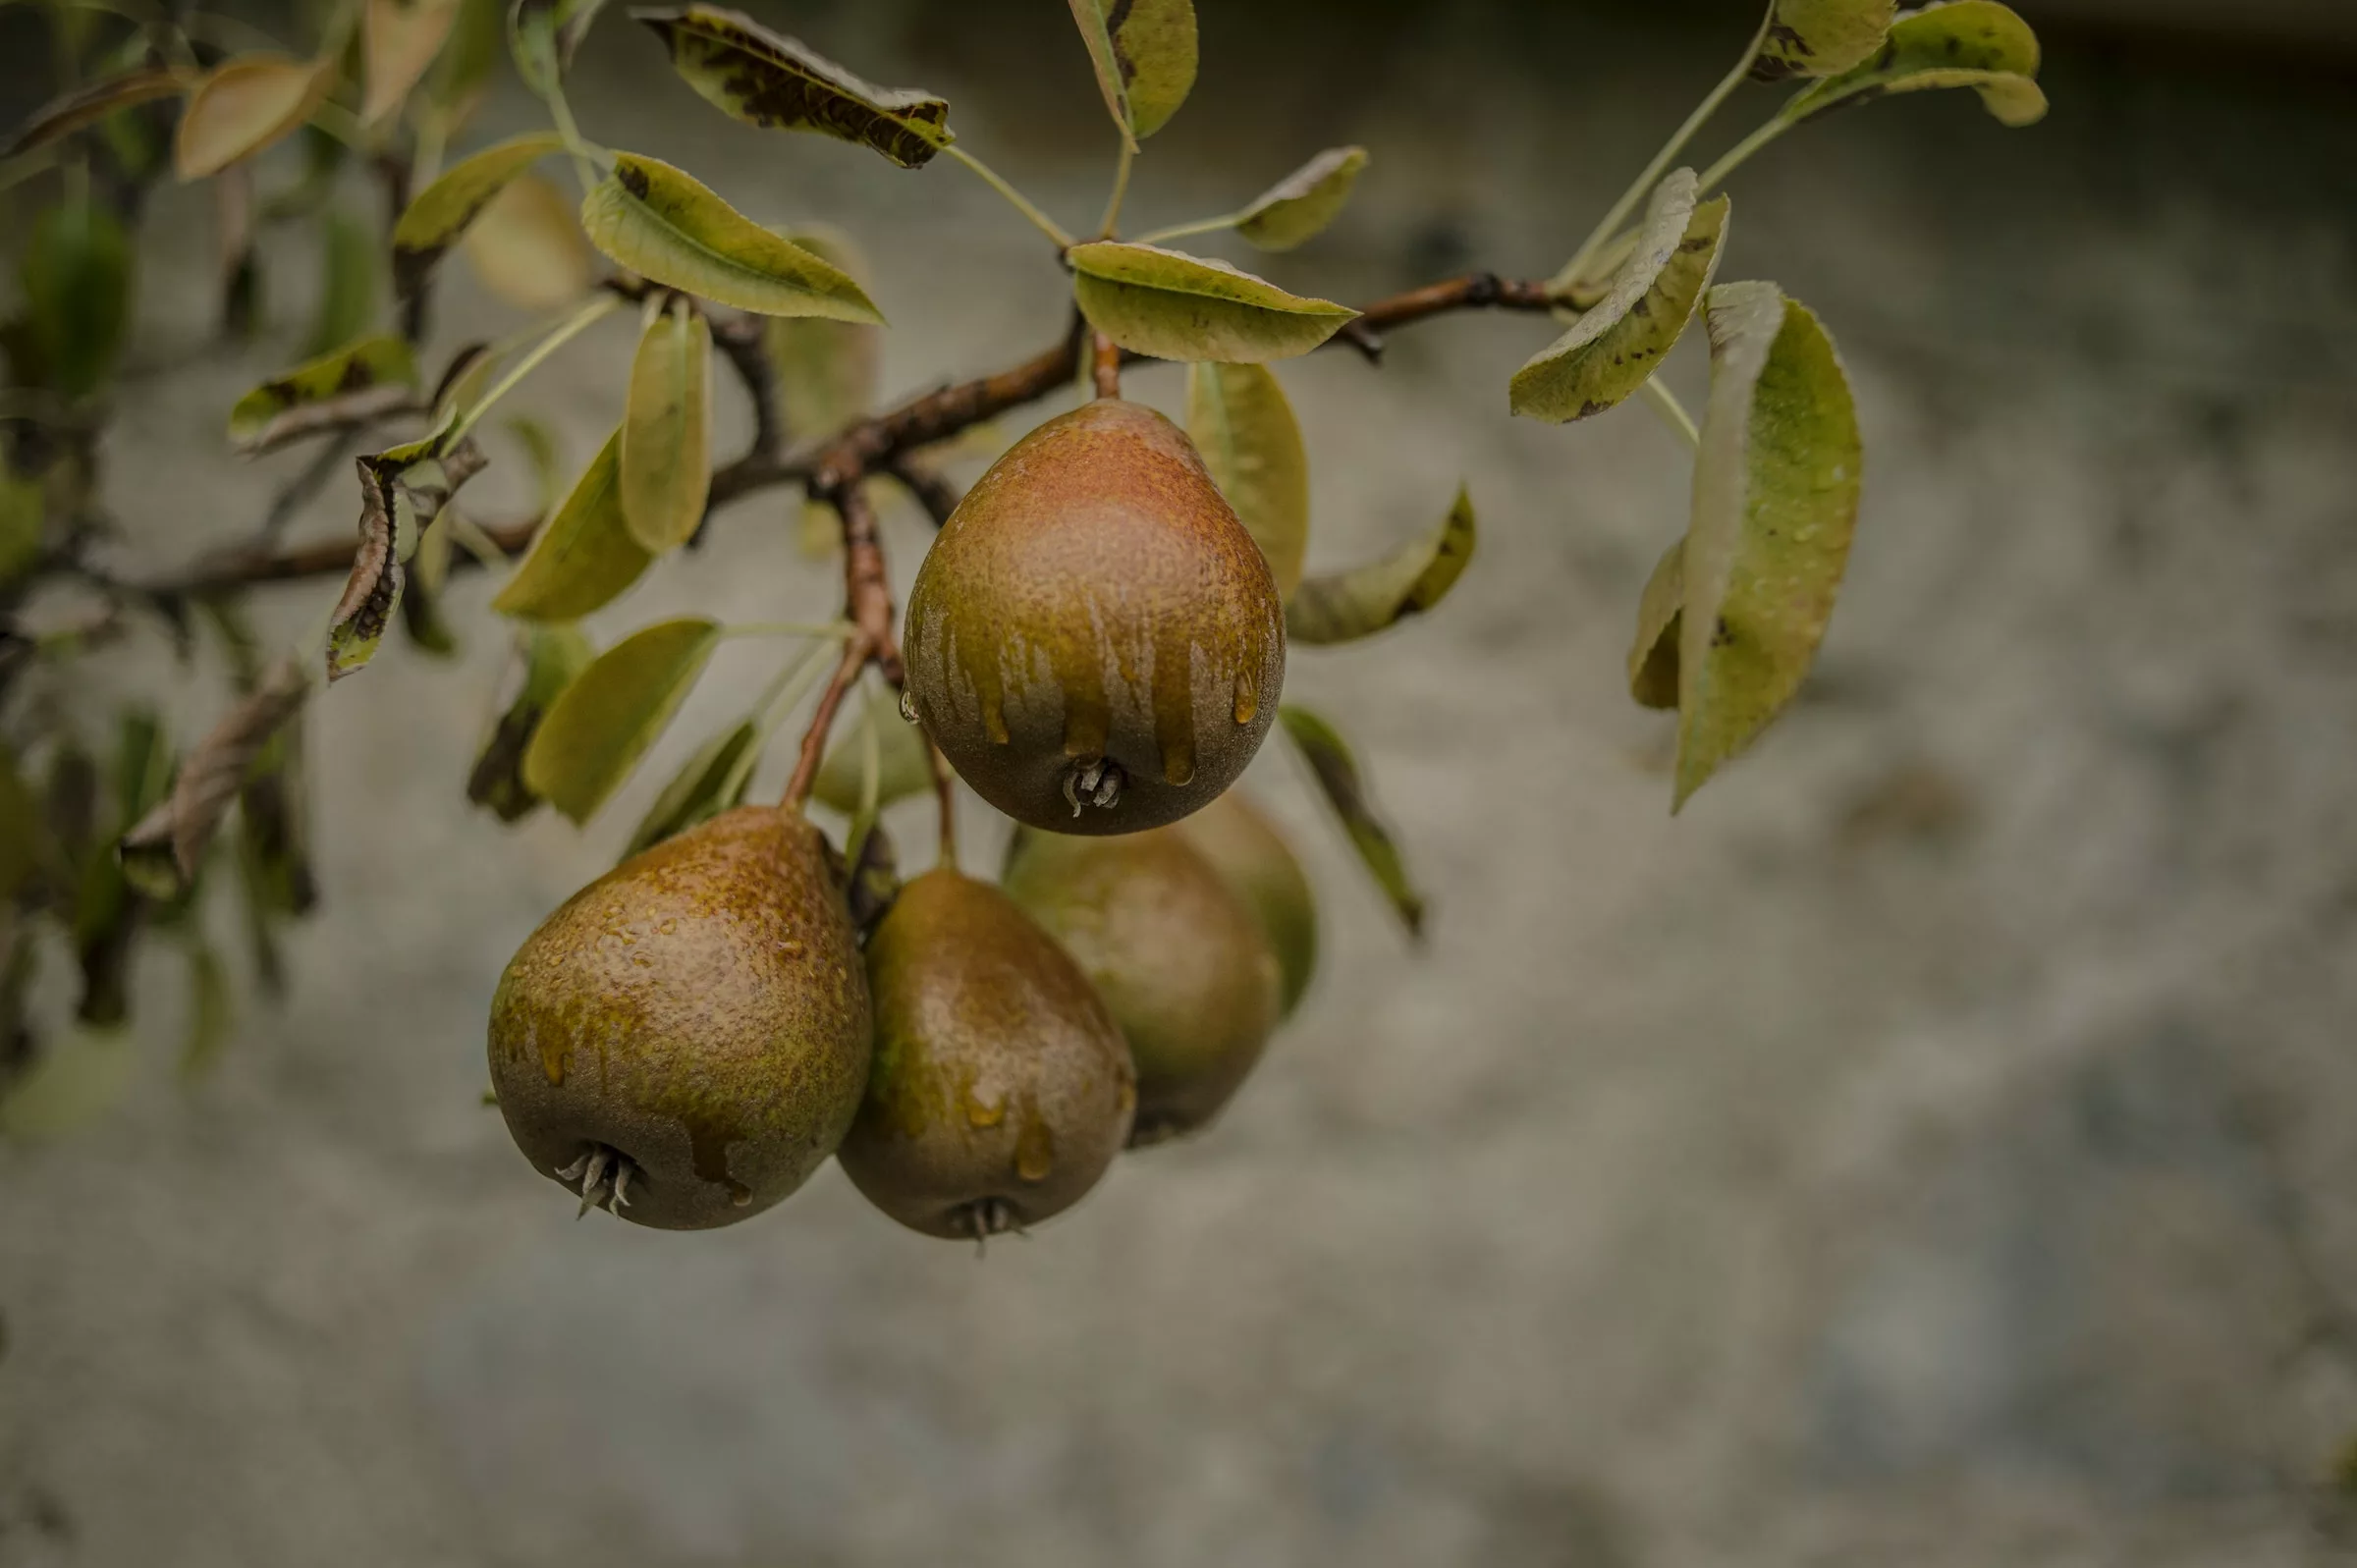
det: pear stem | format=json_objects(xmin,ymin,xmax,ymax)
[
  {"xmin": 924, "ymin": 730, "xmax": 959, "ymax": 871},
  {"xmin": 1091, "ymin": 331, "xmax": 1123, "ymax": 399}
]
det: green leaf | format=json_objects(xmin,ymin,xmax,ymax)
[
  {"xmin": 1069, "ymin": 242, "xmax": 1356, "ymax": 364},
  {"xmin": 812, "ymin": 683, "xmax": 929, "ymax": 816},
  {"xmin": 509, "ymin": 0, "xmax": 609, "ymax": 96},
  {"xmin": 1628, "ymin": 537, "xmax": 1683, "ymax": 710},
  {"xmin": 402, "ymin": 507, "xmax": 461, "ymax": 654},
  {"xmin": 3, "ymin": 66, "xmax": 187, "ymax": 159},
  {"xmin": 174, "ymin": 53, "xmax": 331, "ymax": 180},
  {"xmin": 178, "ymin": 939, "xmax": 234, "ymax": 1077},
  {"xmin": 632, "ymin": 5, "xmax": 954, "ymax": 169},
  {"xmin": 1754, "ymin": 0, "xmax": 1895, "ymax": 81},
  {"xmin": 1511, "ymin": 170, "xmax": 1727, "ymax": 423},
  {"xmin": 0, "ymin": 464, "xmax": 40, "ymax": 590},
  {"xmin": 0, "ymin": 747, "xmax": 39, "ymax": 901},
  {"xmin": 1278, "ymin": 705, "xmax": 1423, "ymax": 939},
  {"xmin": 619, "ymin": 297, "xmax": 712, "ymax": 553},
  {"xmin": 425, "ymin": 0, "xmax": 506, "ymax": 126},
  {"xmin": 1287, "ymin": 484, "xmax": 1475, "ymax": 646},
  {"xmin": 0, "ymin": 1028, "xmax": 137, "ymax": 1139},
  {"xmin": 523, "ymin": 616, "xmax": 722, "ymax": 823},
  {"xmin": 468, "ymin": 622, "xmax": 595, "ymax": 820},
  {"xmin": 76, "ymin": 711, "xmax": 172, "ymax": 1029},
  {"xmin": 491, "ymin": 428, "xmax": 654, "ymax": 621},
  {"xmin": 626, "ymin": 718, "xmax": 757, "ymax": 855},
  {"xmin": 1065, "ymin": 0, "xmax": 1195, "ymax": 144},
  {"xmin": 581, "ymin": 154, "xmax": 885, "ymax": 322},
  {"xmin": 228, "ymin": 334, "xmax": 418, "ymax": 455},
  {"xmin": 390, "ymin": 131, "xmax": 569, "ymax": 297},
  {"xmin": 763, "ymin": 225, "xmax": 878, "ymax": 440},
  {"xmin": 461, "ymin": 170, "xmax": 597, "ymax": 310},
  {"xmin": 305, "ymin": 209, "xmax": 383, "ymax": 358},
  {"xmin": 1185, "ymin": 362, "xmax": 1306, "ymax": 598},
  {"xmin": 363, "ymin": 0, "xmax": 463, "ymax": 124},
  {"xmin": 1675, "ymin": 282, "xmax": 1862, "ymax": 809},
  {"xmin": 21, "ymin": 195, "xmax": 132, "ymax": 399},
  {"xmin": 119, "ymin": 659, "xmax": 309, "ymax": 899},
  {"xmin": 1783, "ymin": 0, "xmax": 2046, "ymax": 127},
  {"xmin": 1234, "ymin": 145, "xmax": 1368, "ymax": 252}
]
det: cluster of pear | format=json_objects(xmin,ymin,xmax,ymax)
[{"xmin": 487, "ymin": 396, "xmax": 1313, "ymax": 1242}]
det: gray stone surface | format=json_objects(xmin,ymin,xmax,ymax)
[{"xmin": 5, "ymin": 4, "xmax": 2357, "ymax": 1565}]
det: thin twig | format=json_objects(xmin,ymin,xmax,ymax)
[{"xmin": 884, "ymin": 454, "xmax": 962, "ymax": 528}]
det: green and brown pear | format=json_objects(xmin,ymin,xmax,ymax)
[
  {"xmin": 487, "ymin": 805, "xmax": 871, "ymax": 1229},
  {"xmin": 1176, "ymin": 790, "xmax": 1318, "ymax": 1020},
  {"xmin": 903, "ymin": 399, "xmax": 1286, "ymax": 835},
  {"xmin": 1002, "ymin": 826, "xmax": 1281, "ymax": 1145},
  {"xmin": 837, "ymin": 868, "xmax": 1134, "ymax": 1241}
]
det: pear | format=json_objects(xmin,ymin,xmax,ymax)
[
  {"xmin": 487, "ymin": 805, "xmax": 871, "ymax": 1229},
  {"xmin": 1002, "ymin": 826, "xmax": 1281, "ymax": 1145},
  {"xmin": 837, "ymin": 868, "xmax": 1134, "ymax": 1241},
  {"xmin": 1176, "ymin": 790, "xmax": 1317, "ymax": 1020},
  {"xmin": 903, "ymin": 400, "xmax": 1286, "ymax": 835}
]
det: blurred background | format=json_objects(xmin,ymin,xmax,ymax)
[{"xmin": 3, "ymin": 0, "xmax": 2356, "ymax": 1564}]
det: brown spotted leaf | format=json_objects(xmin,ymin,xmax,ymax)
[
  {"xmin": 580, "ymin": 154, "xmax": 884, "ymax": 321},
  {"xmin": 119, "ymin": 659, "xmax": 309, "ymax": 898},
  {"xmin": 1782, "ymin": 0, "xmax": 2046, "ymax": 127},
  {"xmin": 227, "ymin": 334, "xmax": 418, "ymax": 455},
  {"xmin": 1066, "ymin": 0, "xmax": 1195, "ymax": 145},
  {"xmin": 391, "ymin": 131, "xmax": 569, "ymax": 297},
  {"xmin": 327, "ymin": 438, "xmax": 488, "ymax": 680},
  {"xmin": 1754, "ymin": 0, "xmax": 1895, "ymax": 81},
  {"xmin": 1286, "ymin": 485, "xmax": 1475, "ymax": 646}
]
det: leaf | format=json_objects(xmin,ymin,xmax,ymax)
[
  {"xmin": 0, "ymin": 464, "xmax": 41, "ymax": 591},
  {"xmin": 523, "ymin": 616, "xmax": 722, "ymax": 823},
  {"xmin": 1278, "ymin": 705, "xmax": 1423, "ymax": 939},
  {"xmin": 175, "ymin": 53, "xmax": 331, "ymax": 180},
  {"xmin": 21, "ymin": 195, "xmax": 132, "ymax": 399},
  {"xmin": 390, "ymin": 131, "xmax": 568, "ymax": 297},
  {"xmin": 426, "ymin": 0, "xmax": 506, "ymax": 126},
  {"xmin": 1234, "ymin": 145, "xmax": 1368, "ymax": 252},
  {"xmin": 1065, "ymin": 0, "xmax": 1195, "ymax": 145},
  {"xmin": 0, "ymin": 1029, "xmax": 137, "ymax": 1139},
  {"xmin": 1753, "ymin": 0, "xmax": 1896, "ymax": 81},
  {"xmin": 1511, "ymin": 170, "xmax": 1727, "ymax": 423},
  {"xmin": 491, "ymin": 428, "xmax": 654, "ymax": 621},
  {"xmin": 581, "ymin": 154, "xmax": 885, "ymax": 322},
  {"xmin": 1185, "ymin": 362, "xmax": 1306, "ymax": 597},
  {"xmin": 3, "ymin": 66, "xmax": 187, "ymax": 159},
  {"xmin": 178, "ymin": 939, "xmax": 233, "ymax": 1077},
  {"xmin": 619, "ymin": 297, "xmax": 712, "ymax": 553},
  {"xmin": 328, "ymin": 439, "xmax": 489, "ymax": 680},
  {"xmin": 0, "ymin": 748, "xmax": 39, "ymax": 900},
  {"xmin": 1628, "ymin": 537, "xmax": 1683, "ymax": 710},
  {"xmin": 1674, "ymin": 282, "xmax": 1862, "ymax": 808},
  {"xmin": 363, "ymin": 0, "xmax": 463, "ymax": 123},
  {"xmin": 461, "ymin": 170, "xmax": 597, "ymax": 310},
  {"xmin": 228, "ymin": 334, "xmax": 418, "ymax": 455},
  {"xmin": 305, "ymin": 209, "xmax": 382, "ymax": 358},
  {"xmin": 1068, "ymin": 242, "xmax": 1356, "ymax": 364},
  {"xmin": 119, "ymin": 658, "xmax": 309, "ymax": 899},
  {"xmin": 402, "ymin": 508, "xmax": 462, "ymax": 654},
  {"xmin": 812, "ymin": 683, "xmax": 929, "ymax": 816},
  {"xmin": 509, "ymin": 0, "xmax": 610, "ymax": 96},
  {"xmin": 1287, "ymin": 484, "xmax": 1475, "ymax": 645},
  {"xmin": 1783, "ymin": 0, "xmax": 2047, "ymax": 128},
  {"xmin": 75, "ymin": 712, "xmax": 172, "ymax": 1029},
  {"xmin": 626, "ymin": 718, "xmax": 757, "ymax": 854},
  {"xmin": 632, "ymin": 5, "xmax": 954, "ymax": 169},
  {"xmin": 761, "ymin": 224, "xmax": 878, "ymax": 440},
  {"xmin": 468, "ymin": 622, "xmax": 595, "ymax": 820}
]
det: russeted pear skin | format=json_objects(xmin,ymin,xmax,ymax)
[
  {"xmin": 837, "ymin": 869, "xmax": 1135, "ymax": 1240},
  {"xmin": 487, "ymin": 806, "xmax": 871, "ymax": 1229},
  {"xmin": 1002, "ymin": 827, "xmax": 1281, "ymax": 1145},
  {"xmin": 1176, "ymin": 790, "xmax": 1317, "ymax": 1020},
  {"xmin": 904, "ymin": 400, "xmax": 1287, "ymax": 835}
]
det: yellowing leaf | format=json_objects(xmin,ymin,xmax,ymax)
[
  {"xmin": 1511, "ymin": 171, "xmax": 1727, "ymax": 423},
  {"xmin": 1628, "ymin": 537, "xmax": 1683, "ymax": 710},
  {"xmin": 1784, "ymin": 0, "xmax": 2046, "ymax": 127},
  {"xmin": 619, "ymin": 297, "xmax": 712, "ymax": 553},
  {"xmin": 392, "ymin": 132, "xmax": 569, "ymax": 297},
  {"xmin": 581, "ymin": 154, "xmax": 885, "ymax": 321},
  {"xmin": 363, "ymin": 0, "xmax": 463, "ymax": 124},
  {"xmin": 1065, "ymin": 0, "xmax": 1196, "ymax": 144},
  {"xmin": 1235, "ymin": 146, "xmax": 1368, "ymax": 252},
  {"xmin": 1675, "ymin": 283, "xmax": 1862, "ymax": 809},
  {"xmin": 461, "ymin": 169, "xmax": 595, "ymax": 309},
  {"xmin": 627, "ymin": 718, "xmax": 758, "ymax": 854},
  {"xmin": 812, "ymin": 683, "xmax": 929, "ymax": 815},
  {"xmin": 467, "ymin": 623, "xmax": 594, "ymax": 820},
  {"xmin": 1279, "ymin": 705, "xmax": 1422, "ymax": 939},
  {"xmin": 764, "ymin": 225, "xmax": 878, "ymax": 440},
  {"xmin": 1069, "ymin": 241, "xmax": 1356, "ymax": 363},
  {"xmin": 174, "ymin": 53, "xmax": 330, "ymax": 180},
  {"xmin": 1287, "ymin": 485, "xmax": 1475, "ymax": 646},
  {"xmin": 633, "ymin": 5, "xmax": 954, "ymax": 168},
  {"xmin": 492, "ymin": 428, "xmax": 654, "ymax": 621},
  {"xmin": 1185, "ymin": 362, "xmax": 1306, "ymax": 597},
  {"xmin": 1754, "ymin": 0, "xmax": 1895, "ymax": 81},
  {"xmin": 0, "ymin": 1028, "xmax": 137, "ymax": 1139},
  {"xmin": 4, "ymin": 66, "xmax": 187, "ymax": 159},
  {"xmin": 524, "ymin": 616, "xmax": 722, "ymax": 823}
]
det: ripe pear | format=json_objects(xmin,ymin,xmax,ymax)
[
  {"xmin": 1176, "ymin": 790, "xmax": 1317, "ymax": 1020},
  {"xmin": 1002, "ymin": 826, "xmax": 1281, "ymax": 1145},
  {"xmin": 487, "ymin": 805, "xmax": 872, "ymax": 1229},
  {"xmin": 837, "ymin": 868, "xmax": 1135, "ymax": 1241},
  {"xmin": 903, "ymin": 399, "xmax": 1287, "ymax": 835}
]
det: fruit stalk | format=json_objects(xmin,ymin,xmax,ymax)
[{"xmin": 1090, "ymin": 329, "xmax": 1122, "ymax": 400}]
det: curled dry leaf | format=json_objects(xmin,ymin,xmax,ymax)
[
  {"xmin": 491, "ymin": 427, "xmax": 654, "ymax": 621},
  {"xmin": 327, "ymin": 438, "xmax": 489, "ymax": 681},
  {"xmin": 391, "ymin": 131, "xmax": 568, "ymax": 297},
  {"xmin": 619, "ymin": 297, "xmax": 713, "ymax": 553},
  {"xmin": 1068, "ymin": 242, "xmax": 1357, "ymax": 364},
  {"xmin": 468, "ymin": 622, "xmax": 594, "ymax": 821},
  {"xmin": 1512, "ymin": 170, "xmax": 1727, "ymax": 423},
  {"xmin": 1278, "ymin": 705, "xmax": 1423, "ymax": 940},
  {"xmin": 522, "ymin": 616, "xmax": 723, "ymax": 823},
  {"xmin": 175, "ymin": 53, "xmax": 332, "ymax": 181},
  {"xmin": 1287, "ymin": 484, "xmax": 1475, "ymax": 646},
  {"xmin": 1753, "ymin": 0, "xmax": 1896, "ymax": 82},
  {"xmin": 119, "ymin": 658, "xmax": 309, "ymax": 898},
  {"xmin": 581, "ymin": 154, "xmax": 885, "ymax": 321},
  {"xmin": 632, "ymin": 5, "xmax": 953, "ymax": 168},
  {"xmin": 461, "ymin": 170, "xmax": 596, "ymax": 310},
  {"xmin": 363, "ymin": 0, "xmax": 464, "ymax": 124},
  {"xmin": 1235, "ymin": 146, "xmax": 1368, "ymax": 252},
  {"xmin": 1674, "ymin": 282, "xmax": 1862, "ymax": 809},
  {"xmin": 1066, "ymin": 0, "xmax": 1196, "ymax": 145},
  {"xmin": 228, "ymin": 336, "xmax": 420, "ymax": 455},
  {"xmin": 1185, "ymin": 362, "xmax": 1307, "ymax": 597},
  {"xmin": 4, "ymin": 67, "xmax": 187, "ymax": 159},
  {"xmin": 1784, "ymin": 0, "xmax": 2046, "ymax": 127}
]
